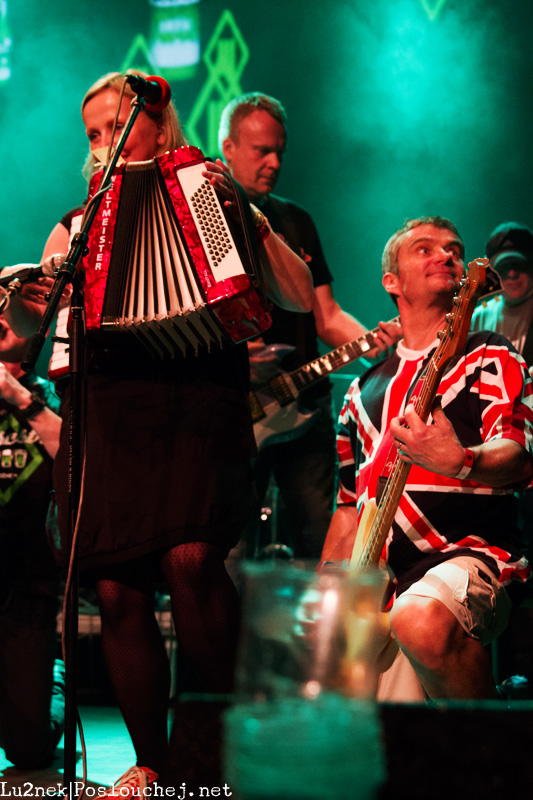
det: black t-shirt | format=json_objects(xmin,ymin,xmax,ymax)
[{"xmin": 260, "ymin": 194, "xmax": 333, "ymax": 399}]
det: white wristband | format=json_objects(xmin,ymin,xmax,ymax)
[{"xmin": 455, "ymin": 448, "xmax": 474, "ymax": 480}]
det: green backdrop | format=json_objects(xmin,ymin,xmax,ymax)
[{"xmin": 0, "ymin": 0, "xmax": 531, "ymax": 392}]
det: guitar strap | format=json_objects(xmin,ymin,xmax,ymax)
[{"xmin": 231, "ymin": 177, "xmax": 272, "ymax": 310}]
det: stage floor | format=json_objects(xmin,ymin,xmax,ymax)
[
  {"xmin": 3, "ymin": 699, "xmax": 533, "ymax": 799},
  {"xmin": 0, "ymin": 705, "xmax": 136, "ymax": 794}
]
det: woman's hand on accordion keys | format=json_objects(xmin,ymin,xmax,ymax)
[
  {"xmin": 202, "ymin": 159, "xmax": 239, "ymax": 218},
  {"xmin": 203, "ymin": 159, "xmax": 270, "ymax": 240},
  {"xmin": 203, "ymin": 160, "xmax": 314, "ymax": 313}
]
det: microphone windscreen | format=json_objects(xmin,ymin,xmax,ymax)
[{"xmin": 145, "ymin": 76, "xmax": 172, "ymax": 112}]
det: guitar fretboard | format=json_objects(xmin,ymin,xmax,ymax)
[
  {"xmin": 265, "ymin": 320, "xmax": 399, "ymax": 407},
  {"xmin": 290, "ymin": 331, "xmax": 379, "ymax": 391},
  {"xmin": 248, "ymin": 318, "xmax": 400, "ymax": 426}
]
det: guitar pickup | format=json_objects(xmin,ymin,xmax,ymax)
[{"xmin": 269, "ymin": 373, "xmax": 298, "ymax": 406}]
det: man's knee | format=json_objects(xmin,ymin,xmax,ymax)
[{"xmin": 390, "ymin": 594, "xmax": 461, "ymax": 668}]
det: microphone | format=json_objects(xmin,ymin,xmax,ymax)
[
  {"xmin": 125, "ymin": 74, "xmax": 171, "ymax": 112},
  {"xmin": 0, "ymin": 254, "xmax": 65, "ymax": 288}
]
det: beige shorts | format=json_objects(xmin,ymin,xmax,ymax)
[{"xmin": 399, "ymin": 556, "xmax": 512, "ymax": 647}]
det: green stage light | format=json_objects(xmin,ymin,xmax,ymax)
[{"xmin": 420, "ymin": 0, "xmax": 447, "ymax": 21}]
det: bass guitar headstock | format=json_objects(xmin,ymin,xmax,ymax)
[{"xmin": 434, "ymin": 257, "xmax": 488, "ymax": 366}]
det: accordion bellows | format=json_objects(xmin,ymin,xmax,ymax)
[{"xmin": 82, "ymin": 146, "xmax": 271, "ymax": 357}]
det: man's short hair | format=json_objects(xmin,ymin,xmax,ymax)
[
  {"xmin": 218, "ymin": 92, "xmax": 287, "ymax": 152},
  {"xmin": 382, "ymin": 216, "xmax": 465, "ymax": 276}
]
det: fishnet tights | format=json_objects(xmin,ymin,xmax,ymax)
[{"xmin": 96, "ymin": 541, "xmax": 240, "ymax": 772}]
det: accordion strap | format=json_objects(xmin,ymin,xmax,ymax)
[{"xmin": 229, "ymin": 176, "xmax": 272, "ymax": 313}]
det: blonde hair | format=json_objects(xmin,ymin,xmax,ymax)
[{"xmin": 81, "ymin": 70, "xmax": 187, "ymax": 183}]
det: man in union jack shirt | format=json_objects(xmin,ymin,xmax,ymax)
[{"xmin": 321, "ymin": 216, "xmax": 533, "ymax": 700}]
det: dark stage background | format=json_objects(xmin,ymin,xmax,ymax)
[{"xmin": 0, "ymin": 0, "xmax": 531, "ymax": 386}]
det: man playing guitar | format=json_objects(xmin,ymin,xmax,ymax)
[
  {"xmin": 219, "ymin": 92, "xmax": 400, "ymax": 560},
  {"xmin": 321, "ymin": 216, "xmax": 533, "ymax": 700}
]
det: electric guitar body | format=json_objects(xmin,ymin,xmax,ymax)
[{"xmin": 249, "ymin": 344, "xmax": 319, "ymax": 450}]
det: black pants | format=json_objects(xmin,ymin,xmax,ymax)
[
  {"xmin": 249, "ymin": 397, "xmax": 337, "ymax": 559},
  {"xmin": 0, "ymin": 591, "xmax": 64, "ymax": 768}
]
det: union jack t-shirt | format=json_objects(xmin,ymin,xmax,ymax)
[{"xmin": 337, "ymin": 331, "xmax": 533, "ymax": 600}]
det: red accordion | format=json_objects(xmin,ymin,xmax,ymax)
[{"xmin": 80, "ymin": 146, "xmax": 271, "ymax": 358}]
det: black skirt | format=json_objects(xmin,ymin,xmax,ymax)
[{"xmin": 51, "ymin": 337, "xmax": 255, "ymax": 572}]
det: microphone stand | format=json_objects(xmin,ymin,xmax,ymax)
[{"xmin": 21, "ymin": 95, "xmax": 149, "ymax": 800}]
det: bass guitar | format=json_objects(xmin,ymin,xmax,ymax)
[{"xmin": 249, "ymin": 318, "xmax": 400, "ymax": 451}]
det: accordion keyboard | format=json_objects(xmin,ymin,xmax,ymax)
[{"xmin": 177, "ymin": 162, "xmax": 245, "ymax": 282}]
